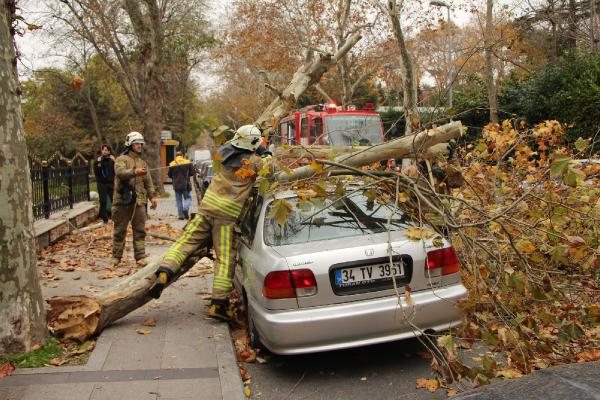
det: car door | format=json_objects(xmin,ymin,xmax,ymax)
[{"xmin": 236, "ymin": 194, "xmax": 264, "ymax": 301}]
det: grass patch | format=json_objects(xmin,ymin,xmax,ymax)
[
  {"xmin": 0, "ymin": 338, "xmax": 62, "ymax": 368},
  {"xmin": 0, "ymin": 338, "xmax": 95, "ymax": 368}
]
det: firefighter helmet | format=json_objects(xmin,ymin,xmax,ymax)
[
  {"xmin": 231, "ymin": 125, "xmax": 262, "ymax": 151},
  {"xmin": 125, "ymin": 131, "xmax": 145, "ymax": 147}
]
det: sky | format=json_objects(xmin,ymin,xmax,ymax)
[{"xmin": 14, "ymin": 0, "xmax": 521, "ymax": 87}]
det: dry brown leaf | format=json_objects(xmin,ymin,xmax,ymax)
[
  {"xmin": 447, "ymin": 389, "xmax": 458, "ymax": 397},
  {"xmin": 49, "ymin": 358, "xmax": 67, "ymax": 366},
  {"xmin": 81, "ymin": 285, "xmax": 98, "ymax": 293},
  {"xmin": 0, "ymin": 363, "xmax": 15, "ymax": 379},
  {"xmin": 576, "ymin": 349, "xmax": 600, "ymax": 362},
  {"xmin": 58, "ymin": 264, "xmax": 75, "ymax": 272},
  {"xmin": 239, "ymin": 365, "xmax": 251, "ymax": 382},
  {"xmin": 495, "ymin": 368, "xmax": 523, "ymax": 379},
  {"xmin": 136, "ymin": 328, "xmax": 152, "ymax": 335},
  {"xmin": 416, "ymin": 378, "xmax": 439, "ymax": 393},
  {"xmin": 143, "ymin": 318, "xmax": 157, "ymax": 327}
]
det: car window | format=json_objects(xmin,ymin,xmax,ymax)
[{"xmin": 264, "ymin": 192, "xmax": 413, "ymax": 246}]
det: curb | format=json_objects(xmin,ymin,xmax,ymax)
[{"xmin": 214, "ymin": 323, "xmax": 245, "ymax": 400}]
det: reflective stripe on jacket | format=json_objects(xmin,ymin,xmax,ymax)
[{"xmin": 198, "ymin": 145, "xmax": 263, "ymax": 221}]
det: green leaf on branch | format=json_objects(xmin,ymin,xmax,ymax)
[
  {"xmin": 563, "ymin": 167, "xmax": 584, "ymax": 187},
  {"xmin": 550, "ymin": 155, "xmax": 570, "ymax": 177},
  {"xmin": 574, "ymin": 137, "xmax": 590, "ymax": 152}
]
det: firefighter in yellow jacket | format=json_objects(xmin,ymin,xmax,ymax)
[{"xmin": 149, "ymin": 125, "xmax": 271, "ymax": 321}]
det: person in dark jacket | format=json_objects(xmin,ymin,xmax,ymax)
[
  {"xmin": 94, "ymin": 144, "xmax": 116, "ymax": 223},
  {"xmin": 168, "ymin": 151, "xmax": 195, "ymax": 220}
]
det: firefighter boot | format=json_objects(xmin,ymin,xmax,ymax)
[
  {"xmin": 208, "ymin": 299, "xmax": 233, "ymax": 322},
  {"xmin": 148, "ymin": 267, "xmax": 173, "ymax": 299}
]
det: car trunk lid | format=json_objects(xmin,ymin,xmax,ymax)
[{"xmin": 274, "ymin": 231, "xmax": 431, "ymax": 308}]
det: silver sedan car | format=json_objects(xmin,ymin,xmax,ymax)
[{"xmin": 234, "ymin": 189, "xmax": 467, "ymax": 355}]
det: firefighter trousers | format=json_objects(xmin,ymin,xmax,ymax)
[
  {"xmin": 161, "ymin": 213, "xmax": 237, "ymax": 300},
  {"xmin": 112, "ymin": 203, "xmax": 147, "ymax": 261}
]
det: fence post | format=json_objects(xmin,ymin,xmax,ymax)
[
  {"xmin": 67, "ymin": 160, "xmax": 74, "ymax": 209},
  {"xmin": 87, "ymin": 160, "xmax": 92, "ymax": 201},
  {"xmin": 42, "ymin": 160, "xmax": 50, "ymax": 219}
]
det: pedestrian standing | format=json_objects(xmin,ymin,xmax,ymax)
[
  {"xmin": 111, "ymin": 131, "xmax": 157, "ymax": 268},
  {"xmin": 168, "ymin": 151, "xmax": 194, "ymax": 220},
  {"xmin": 94, "ymin": 144, "xmax": 115, "ymax": 224}
]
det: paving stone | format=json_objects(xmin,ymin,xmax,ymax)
[
  {"xmin": 89, "ymin": 381, "xmax": 158, "ymax": 400},
  {"xmin": 157, "ymin": 377, "xmax": 222, "ymax": 400},
  {"xmin": 19, "ymin": 383, "xmax": 94, "ymax": 400}
]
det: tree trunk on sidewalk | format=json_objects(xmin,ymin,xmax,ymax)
[
  {"xmin": 47, "ymin": 247, "xmax": 211, "ymax": 342},
  {"xmin": 484, "ymin": 0, "xmax": 499, "ymax": 124},
  {"xmin": 0, "ymin": 1, "xmax": 47, "ymax": 353}
]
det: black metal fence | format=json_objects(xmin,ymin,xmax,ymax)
[{"xmin": 30, "ymin": 152, "xmax": 91, "ymax": 220}]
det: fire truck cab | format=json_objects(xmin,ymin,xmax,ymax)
[{"xmin": 272, "ymin": 103, "xmax": 384, "ymax": 147}]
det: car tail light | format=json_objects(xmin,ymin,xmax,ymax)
[
  {"xmin": 291, "ymin": 269, "xmax": 318, "ymax": 297},
  {"xmin": 263, "ymin": 269, "xmax": 317, "ymax": 299},
  {"xmin": 426, "ymin": 247, "xmax": 460, "ymax": 275}
]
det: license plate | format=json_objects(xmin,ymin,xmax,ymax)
[{"xmin": 334, "ymin": 261, "xmax": 405, "ymax": 288}]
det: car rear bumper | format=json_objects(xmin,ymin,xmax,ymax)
[{"xmin": 249, "ymin": 283, "xmax": 467, "ymax": 355}]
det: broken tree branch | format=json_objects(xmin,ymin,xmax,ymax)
[{"xmin": 275, "ymin": 121, "xmax": 463, "ymax": 182}]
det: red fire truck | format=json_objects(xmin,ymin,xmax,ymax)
[{"xmin": 271, "ymin": 103, "xmax": 385, "ymax": 147}]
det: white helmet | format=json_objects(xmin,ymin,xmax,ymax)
[
  {"xmin": 231, "ymin": 125, "xmax": 262, "ymax": 151},
  {"xmin": 125, "ymin": 131, "xmax": 145, "ymax": 147}
]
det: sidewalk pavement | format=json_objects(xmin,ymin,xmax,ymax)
[{"xmin": 0, "ymin": 185, "xmax": 244, "ymax": 400}]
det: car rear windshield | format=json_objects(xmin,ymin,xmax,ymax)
[
  {"xmin": 264, "ymin": 192, "xmax": 413, "ymax": 246},
  {"xmin": 325, "ymin": 115, "xmax": 383, "ymax": 146}
]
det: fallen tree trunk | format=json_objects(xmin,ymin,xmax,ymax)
[
  {"xmin": 46, "ymin": 247, "xmax": 211, "ymax": 342},
  {"xmin": 273, "ymin": 142, "xmax": 451, "ymax": 160},
  {"xmin": 275, "ymin": 121, "xmax": 463, "ymax": 182}
]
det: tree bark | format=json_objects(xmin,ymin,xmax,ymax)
[
  {"xmin": 83, "ymin": 83, "xmax": 104, "ymax": 146},
  {"xmin": 143, "ymin": 79, "xmax": 164, "ymax": 194},
  {"xmin": 0, "ymin": 2, "xmax": 47, "ymax": 353},
  {"xmin": 386, "ymin": 0, "xmax": 420, "ymax": 135},
  {"xmin": 484, "ymin": 0, "xmax": 499, "ymax": 124}
]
